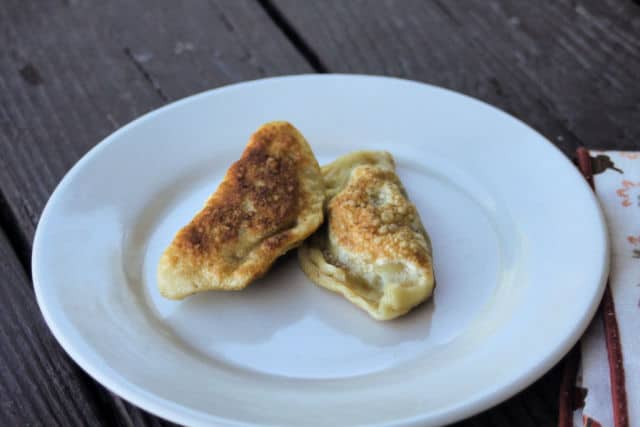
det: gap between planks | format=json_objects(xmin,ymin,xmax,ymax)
[
  {"xmin": 0, "ymin": 190, "xmax": 32, "ymax": 277},
  {"xmin": 257, "ymin": 0, "xmax": 329, "ymax": 72}
]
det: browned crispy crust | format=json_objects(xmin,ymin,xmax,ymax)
[
  {"xmin": 158, "ymin": 121, "xmax": 324, "ymax": 299},
  {"xmin": 329, "ymin": 166, "xmax": 431, "ymax": 268}
]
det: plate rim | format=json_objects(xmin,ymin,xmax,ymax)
[{"xmin": 31, "ymin": 73, "xmax": 610, "ymax": 426}]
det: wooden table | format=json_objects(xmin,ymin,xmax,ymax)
[{"xmin": 1, "ymin": 1, "xmax": 638, "ymax": 425}]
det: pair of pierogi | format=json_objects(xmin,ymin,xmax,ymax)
[{"xmin": 157, "ymin": 122, "xmax": 434, "ymax": 320}]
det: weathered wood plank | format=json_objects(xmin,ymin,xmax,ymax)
[
  {"xmin": 89, "ymin": 0, "xmax": 312, "ymax": 100},
  {"xmin": 0, "ymin": 0, "xmax": 311, "ymax": 425},
  {"xmin": 271, "ymin": 0, "xmax": 640, "ymax": 155}
]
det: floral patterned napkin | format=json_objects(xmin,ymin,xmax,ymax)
[{"xmin": 559, "ymin": 150, "xmax": 638, "ymax": 427}]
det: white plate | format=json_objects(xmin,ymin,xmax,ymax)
[{"xmin": 33, "ymin": 75, "xmax": 608, "ymax": 426}]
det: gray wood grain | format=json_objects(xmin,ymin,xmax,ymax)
[{"xmin": 271, "ymin": 0, "xmax": 640, "ymax": 156}]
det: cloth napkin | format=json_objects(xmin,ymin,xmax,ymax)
[{"xmin": 558, "ymin": 149, "xmax": 639, "ymax": 427}]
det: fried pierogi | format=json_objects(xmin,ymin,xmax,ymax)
[
  {"xmin": 298, "ymin": 151, "xmax": 434, "ymax": 320},
  {"xmin": 158, "ymin": 121, "xmax": 324, "ymax": 299}
]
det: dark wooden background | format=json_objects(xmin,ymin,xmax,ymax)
[{"xmin": 1, "ymin": 1, "xmax": 638, "ymax": 425}]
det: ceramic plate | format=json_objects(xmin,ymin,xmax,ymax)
[{"xmin": 33, "ymin": 75, "xmax": 608, "ymax": 426}]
